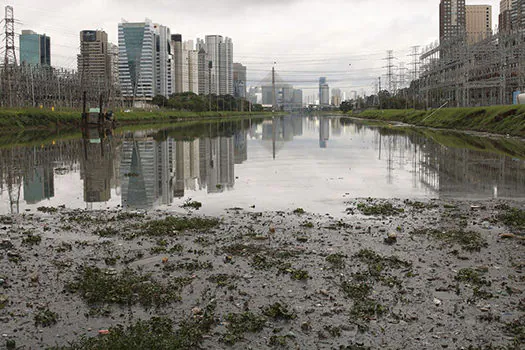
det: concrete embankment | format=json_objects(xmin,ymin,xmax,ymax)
[{"xmin": 349, "ymin": 106, "xmax": 525, "ymax": 137}]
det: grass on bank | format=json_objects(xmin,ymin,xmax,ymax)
[
  {"xmin": 350, "ymin": 105, "xmax": 525, "ymax": 137},
  {"xmin": 0, "ymin": 107, "xmax": 275, "ymax": 131}
]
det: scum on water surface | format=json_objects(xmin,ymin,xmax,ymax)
[{"xmin": 0, "ymin": 198, "xmax": 524, "ymax": 349}]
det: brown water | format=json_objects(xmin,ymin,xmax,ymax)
[{"xmin": 1, "ymin": 115, "xmax": 524, "ymax": 215}]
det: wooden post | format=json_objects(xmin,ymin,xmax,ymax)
[
  {"xmin": 99, "ymin": 93, "xmax": 103, "ymax": 125},
  {"xmin": 82, "ymin": 91, "xmax": 87, "ymax": 122}
]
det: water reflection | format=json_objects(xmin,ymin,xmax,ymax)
[{"xmin": 0, "ymin": 116, "xmax": 524, "ymax": 214}]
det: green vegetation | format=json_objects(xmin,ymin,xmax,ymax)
[
  {"xmin": 37, "ymin": 206, "xmax": 58, "ymax": 213},
  {"xmin": 138, "ymin": 216, "xmax": 219, "ymax": 237},
  {"xmin": 0, "ymin": 105, "xmax": 272, "ymax": 132},
  {"xmin": 262, "ymin": 302, "xmax": 297, "ymax": 321},
  {"xmin": 221, "ymin": 312, "xmax": 267, "ymax": 345},
  {"xmin": 22, "ymin": 233, "xmax": 42, "ymax": 246},
  {"xmin": 180, "ymin": 200, "xmax": 202, "ymax": 210},
  {"xmin": 356, "ymin": 202, "xmax": 404, "ymax": 216},
  {"xmin": 497, "ymin": 206, "xmax": 525, "ymax": 232},
  {"xmin": 455, "ymin": 268, "xmax": 491, "ymax": 287},
  {"xmin": 326, "ymin": 253, "xmax": 346, "ymax": 269},
  {"xmin": 503, "ymin": 318, "xmax": 525, "ymax": 347},
  {"xmin": 293, "ymin": 208, "xmax": 306, "ymax": 215},
  {"xmin": 67, "ymin": 266, "xmax": 182, "ymax": 307},
  {"xmin": 411, "ymin": 228, "xmax": 488, "ymax": 252},
  {"xmin": 348, "ymin": 105, "xmax": 525, "ymax": 137},
  {"xmin": 34, "ymin": 309, "xmax": 59, "ymax": 327},
  {"xmin": 48, "ymin": 306, "xmax": 216, "ymax": 350},
  {"xmin": 355, "ymin": 249, "xmax": 412, "ymax": 272}
]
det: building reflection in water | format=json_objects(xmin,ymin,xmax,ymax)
[
  {"xmin": 80, "ymin": 128, "xmax": 115, "ymax": 207},
  {"xmin": 0, "ymin": 116, "xmax": 524, "ymax": 213},
  {"xmin": 119, "ymin": 120, "xmax": 249, "ymax": 209}
]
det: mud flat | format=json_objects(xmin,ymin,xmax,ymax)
[{"xmin": 0, "ymin": 199, "xmax": 524, "ymax": 349}]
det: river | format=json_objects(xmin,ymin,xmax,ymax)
[{"xmin": 1, "ymin": 115, "xmax": 524, "ymax": 215}]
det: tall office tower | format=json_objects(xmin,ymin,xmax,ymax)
[
  {"xmin": 466, "ymin": 5, "xmax": 492, "ymax": 44},
  {"xmin": 511, "ymin": 0, "xmax": 525, "ymax": 30},
  {"xmin": 319, "ymin": 77, "xmax": 329, "ymax": 106},
  {"xmin": 78, "ymin": 30, "xmax": 112, "ymax": 88},
  {"xmin": 188, "ymin": 48, "xmax": 199, "ymax": 93},
  {"xmin": 181, "ymin": 41, "xmax": 192, "ymax": 92},
  {"xmin": 233, "ymin": 63, "xmax": 246, "ymax": 98},
  {"xmin": 439, "ymin": 0, "xmax": 467, "ymax": 44},
  {"xmin": 201, "ymin": 35, "xmax": 234, "ymax": 95},
  {"xmin": 118, "ymin": 20, "xmax": 156, "ymax": 100},
  {"xmin": 204, "ymin": 35, "xmax": 221, "ymax": 94},
  {"xmin": 154, "ymin": 24, "xmax": 173, "ymax": 97},
  {"xmin": 219, "ymin": 37, "xmax": 233, "ymax": 95},
  {"xmin": 20, "ymin": 30, "xmax": 51, "ymax": 66},
  {"xmin": 109, "ymin": 43, "xmax": 119, "ymax": 88},
  {"xmin": 198, "ymin": 48, "xmax": 210, "ymax": 95},
  {"xmin": 331, "ymin": 88, "xmax": 342, "ymax": 106},
  {"xmin": 292, "ymin": 89, "xmax": 303, "ymax": 109},
  {"xmin": 500, "ymin": 0, "xmax": 513, "ymax": 32},
  {"xmin": 171, "ymin": 34, "xmax": 183, "ymax": 94}
]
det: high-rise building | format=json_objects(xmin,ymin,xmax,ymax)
[
  {"xmin": 466, "ymin": 5, "xmax": 492, "ymax": 44},
  {"xmin": 154, "ymin": 24, "xmax": 173, "ymax": 98},
  {"xmin": 20, "ymin": 30, "xmax": 50, "ymax": 66},
  {"xmin": 511, "ymin": 0, "xmax": 525, "ymax": 30},
  {"xmin": 118, "ymin": 20, "xmax": 156, "ymax": 100},
  {"xmin": 319, "ymin": 77, "xmax": 330, "ymax": 106},
  {"xmin": 188, "ymin": 48, "xmax": 199, "ymax": 94},
  {"xmin": 233, "ymin": 63, "xmax": 246, "ymax": 98},
  {"xmin": 500, "ymin": 0, "xmax": 513, "ymax": 32},
  {"xmin": 172, "ymin": 34, "xmax": 183, "ymax": 93},
  {"xmin": 292, "ymin": 89, "xmax": 303, "ymax": 110},
  {"xmin": 198, "ymin": 48, "xmax": 211, "ymax": 95},
  {"xmin": 219, "ymin": 38, "xmax": 233, "ymax": 95},
  {"xmin": 78, "ymin": 30, "xmax": 112, "ymax": 88},
  {"xmin": 109, "ymin": 43, "xmax": 120, "ymax": 88},
  {"xmin": 331, "ymin": 88, "xmax": 342, "ymax": 106},
  {"xmin": 439, "ymin": 0, "xmax": 467, "ymax": 44},
  {"xmin": 199, "ymin": 35, "xmax": 233, "ymax": 95}
]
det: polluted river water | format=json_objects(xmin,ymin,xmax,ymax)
[
  {"xmin": 0, "ymin": 115, "xmax": 524, "ymax": 349},
  {"xmin": 0, "ymin": 115, "xmax": 524, "ymax": 215}
]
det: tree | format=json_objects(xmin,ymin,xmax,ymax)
[
  {"xmin": 151, "ymin": 95, "xmax": 168, "ymax": 107},
  {"xmin": 340, "ymin": 100, "xmax": 353, "ymax": 113}
]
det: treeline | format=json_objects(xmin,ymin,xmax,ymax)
[
  {"xmin": 151, "ymin": 92, "xmax": 263, "ymax": 112},
  {"xmin": 340, "ymin": 81, "xmax": 425, "ymax": 112}
]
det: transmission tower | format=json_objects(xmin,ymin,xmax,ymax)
[
  {"xmin": 383, "ymin": 50, "xmax": 396, "ymax": 93},
  {"xmin": 3, "ymin": 6, "xmax": 16, "ymax": 66},
  {"xmin": 409, "ymin": 46, "xmax": 420, "ymax": 82},
  {"xmin": 2, "ymin": 5, "xmax": 17, "ymax": 107}
]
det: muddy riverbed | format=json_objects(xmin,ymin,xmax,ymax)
[{"xmin": 0, "ymin": 199, "xmax": 524, "ymax": 349}]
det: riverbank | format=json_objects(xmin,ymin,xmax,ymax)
[
  {"xmin": 0, "ymin": 199, "xmax": 523, "ymax": 349},
  {"xmin": 0, "ymin": 108, "xmax": 274, "ymax": 131},
  {"xmin": 349, "ymin": 106, "xmax": 525, "ymax": 137}
]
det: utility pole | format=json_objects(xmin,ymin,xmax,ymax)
[
  {"xmin": 378, "ymin": 77, "xmax": 382, "ymax": 109},
  {"xmin": 272, "ymin": 62, "xmax": 276, "ymax": 113},
  {"xmin": 208, "ymin": 61, "xmax": 212, "ymax": 111}
]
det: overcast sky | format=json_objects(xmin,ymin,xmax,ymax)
[{"xmin": 9, "ymin": 0, "xmax": 501, "ymax": 97}]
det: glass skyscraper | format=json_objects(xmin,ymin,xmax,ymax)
[
  {"xmin": 20, "ymin": 30, "xmax": 50, "ymax": 66},
  {"xmin": 118, "ymin": 20, "xmax": 156, "ymax": 99}
]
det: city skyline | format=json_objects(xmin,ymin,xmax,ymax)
[{"xmin": 11, "ymin": 0, "xmax": 502, "ymax": 96}]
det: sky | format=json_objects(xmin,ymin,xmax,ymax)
[{"xmin": 7, "ymin": 0, "xmax": 501, "ymax": 98}]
